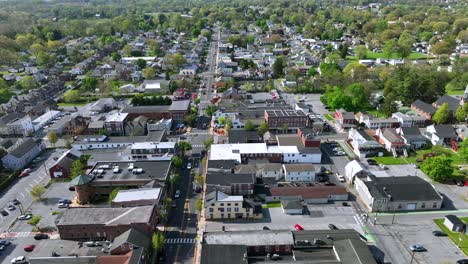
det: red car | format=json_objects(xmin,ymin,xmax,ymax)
[
  {"xmin": 24, "ymin": 244, "xmax": 35, "ymax": 252},
  {"xmin": 294, "ymin": 224, "xmax": 304, "ymax": 231}
]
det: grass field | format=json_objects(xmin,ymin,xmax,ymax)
[
  {"xmin": 58, "ymin": 101, "xmax": 92, "ymax": 107},
  {"xmin": 434, "ymin": 218, "xmax": 468, "ymax": 256},
  {"xmin": 324, "ymin": 114, "xmax": 334, "ymax": 121},
  {"xmin": 263, "ymin": 201, "xmax": 281, "ymax": 208},
  {"xmin": 347, "ymin": 51, "xmax": 429, "ymax": 61},
  {"xmin": 373, "ymin": 156, "xmax": 416, "ymax": 165}
]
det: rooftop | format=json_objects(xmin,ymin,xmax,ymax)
[
  {"xmin": 105, "ymin": 112, "xmax": 128, "ymax": 122},
  {"xmin": 270, "ymin": 186, "xmax": 348, "ymax": 199},
  {"xmin": 283, "ymin": 163, "xmax": 315, "ymax": 172},
  {"xmin": 122, "ymin": 105, "xmax": 170, "ymax": 113},
  {"xmin": 168, "ymin": 100, "xmax": 190, "ymax": 111},
  {"xmin": 266, "ymin": 109, "xmax": 306, "ymax": 117},
  {"xmin": 203, "ymin": 230, "xmax": 294, "ymax": 246},
  {"xmin": 88, "ymin": 160, "xmax": 171, "ymax": 183},
  {"xmin": 112, "ymin": 188, "xmax": 161, "ymax": 203}
]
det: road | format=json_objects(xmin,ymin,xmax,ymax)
[
  {"xmin": 198, "ymin": 27, "xmax": 220, "ymax": 115},
  {"xmin": 0, "ymin": 149, "xmax": 58, "ymax": 232},
  {"xmin": 164, "ymin": 158, "xmax": 201, "ymax": 264}
]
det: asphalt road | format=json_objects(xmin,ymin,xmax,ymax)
[
  {"xmin": 198, "ymin": 27, "xmax": 219, "ymax": 115},
  {"xmin": 164, "ymin": 158, "xmax": 201, "ymax": 264}
]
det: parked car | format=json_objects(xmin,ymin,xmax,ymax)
[
  {"xmin": 186, "ymin": 163, "xmax": 192, "ymax": 170},
  {"xmin": 328, "ymin": 224, "xmax": 338, "ymax": 230},
  {"xmin": 68, "ymin": 186, "xmax": 76, "ymax": 191},
  {"xmin": 0, "ymin": 245, "xmax": 5, "ymax": 251},
  {"xmin": 174, "ymin": 190, "xmax": 181, "ymax": 199},
  {"xmin": 409, "ymin": 244, "xmax": 425, "ymax": 252},
  {"xmin": 7, "ymin": 205, "xmax": 15, "ymax": 211},
  {"xmin": 11, "ymin": 199, "xmax": 20, "ymax": 205},
  {"xmin": 24, "ymin": 245, "xmax": 35, "ymax": 252},
  {"xmin": 456, "ymin": 259, "xmax": 468, "ymax": 264},
  {"xmin": 294, "ymin": 224, "xmax": 304, "ymax": 231},
  {"xmin": 342, "ymin": 202, "xmax": 349, "ymax": 206},
  {"xmin": 84, "ymin": 241, "xmax": 98, "ymax": 247},
  {"xmin": 1, "ymin": 210, "xmax": 9, "ymax": 216},
  {"xmin": 34, "ymin": 234, "xmax": 49, "ymax": 240},
  {"xmin": 432, "ymin": 231, "xmax": 447, "ymax": 237},
  {"xmin": 18, "ymin": 214, "xmax": 32, "ymax": 220},
  {"xmin": 0, "ymin": 240, "xmax": 11, "ymax": 246},
  {"xmin": 456, "ymin": 180, "xmax": 465, "ymax": 187},
  {"xmin": 172, "ymin": 200, "xmax": 177, "ymax": 208},
  {"xmin": 58, "ymin": 199, "xmax": 72, "ymax": 204},
  {"xmin": 57, "ymin": 202, "xmax": 69, "ymax": 208},
  {"xmin": 11, "ymin": 256, "xmax": 27, "ymax": 264},
  {"xmin": 379, "ymin": 164, "xmax": 388, "ymax": 170},
  {"xmin": 263, "ymin": 226, "xmax": 270, "ymax": 230},
  {"xmin": 367, "ymin": 159, "xmax": 377, "ymax": 165}
]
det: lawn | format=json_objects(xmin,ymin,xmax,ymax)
[
  {"xmin": 373, "ymin": 156, "xmax": 415, "ymax": 165},
  {"xmin": 324, "ymin": 114, "xmax": 334, "ymax": 121},
  {"xmin": 262, "ymin": 201, "xmax": 281, "ymax": 208},
  {"xmin": 446, "ymin": 89, "xmax": 465, "ymax": 96},
  {"xmin": 347, "ymin": 51, "xmax": 429, "ymax": 61},
  {"xmin": 367, "ymin": 109, "xmax": 388, "ymax": 118},
  {"xmin": 416, "ymin": 147, "xmax": 464, "ymax": 166},
  {"xmin": 434, "ymin": 218, "xmax": 468, "ymax": 256}
]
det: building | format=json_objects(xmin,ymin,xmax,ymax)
[
  {"xmin": 265, "ymin": 110, "xmax": 309, "ymax": 128},
  {"xmin": 267, "ymin": 186, "xmax": 348, "ymax": 204},
  {"xmin": 205, "ymin": 172, "xmax": 255, "ymax": 196},
  {"xmin": 109, "ymin": 228, "xmax": 151, "ymax": 256},
  {"xmin": 396, "ymin": 127, "xmax": 427, "ymax": 150},
  {"xmin": 362, "ymin": 116, "xmax": 399, "ymax": 130},
  {"xmin": 70, "ymin": 160, "xmax": 171, "ymax": 204},
  {"xmin": 282, "ymin": 164, "xmax": 315, "ymax": 182},
  {"xmin": 56, "ymin": 205, "xmax": 158, "ymax": 241},
  {"xmin": 392, "ymin": 112, "xmax": 426, "ymax": 128},
  {"xmin": 112, "ymin": 188, "xmax": 161, "ymax": 207},
  {"xmin": 334, "ymin": 109, "xmax": 356, "ymax": 131},
  {"xmin": 147, "ymin": 118, "xmax": 172, "ymax": 132},
  {"xmin": 121, "ymin": 105, "xmax": 171, "ymax": 120},
  {"xmin": 433, "ymin": 95, "xmax": 461, "ymax": 113},
  {"xmin": 71, "ymin": 131, "xmax": 166, "ymax": 150},
  {"xmin": 276, "ymin": 134, "xmax": 322, "ymax": 163},
  {"xmin": 204, "ymin": 191, "xmax": 263, "ymax": 220},
  {"xmin": 348, "ymin": 128, "xmax": 384, "ymax": 158},
  {"xmin": 32, "ymin": 110, "xmax": 60, "ymax": 131},
  {"xmin": 168, "ymin": 100, "xmax": 190, "ymax": 122},
  {"xmin": 344, "ymin": 160, "xmax": 367, "ymax": 183},
  {"xmin": 444, "ymin": 215, "xmax": 466, "ymax": 232},
  {"xmin": 48, "ymin": 149, "xmax": 82, "ymax": 178},
  {"xmin": 104, "ymin": 113, "xmax": 129, "ymax": 136},
  {"xmin": 281, "ymin": 200, "xmax": 303, "ymax": 215},
  {"xmin": 1, "ymin": 138, "xmax": 44, "ymax": 171},
  {"xmin": 424, "ymin": 124, "xmax": 457, "ymax": 147},
  {"xmin": 124, "ymin": 116, "xmax": 148, "ymax": 136},
  {"xmin": 376, "ymin": 128, "xmax": 407, "ymax": 154},
  {"xmin": 128, "ymin": 142, "xmax": 176, "ymax": 161},
  {"xmin": 6, "ymin": 115, "xmax": 33, "ymax": 136},
  {"xmin": 90, "ymin": 98, "xmax": 116, "ymax": 113},
  {"xmin": 411, "ymin": 100, "xmax": 436, "ymax": 120},
  {"xmin": 354, "ymin": 174, "xmax": 443, "ymax": 212}
]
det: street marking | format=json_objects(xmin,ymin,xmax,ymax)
[
  {"xmin": 19, "ymin": 193, "xmax": 25, "ymax": 199},
  {"xmin": 33, "ymin": 179, "xmax": 40, "ymax": 184},
  {"xmin": 28, "ymin": 184, "xmax": 34, "ymax": 189},
  {"xmin": 165, "ymin": 238, "xmax": 195, "ymax": 244}
]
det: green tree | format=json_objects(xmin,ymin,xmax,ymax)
[
  {"xmin": 355, "ymin": 45, "xmax": 368, "ymax": 59},
  {"xmin": 136, "ymin": 58, "xmax": 147, "ymax": 69},
  {"xmin": 195, "ymin": 198, "xmax": 203, "ymax": 211},
  {"xmin": 152, "ymin": 231, "xmax": 165, "ymax": 253},
  {"xmin": 258, "ymin": 122, "xmax": 269, "ymax": 135},
  {"xmin": 203, "ymin": 138, "xmax": 214, "ymax": 150},
  {"xmin": 36, "ymin": 51, "xmax": 52, "ymax": 65},
  {"xmin": 431, "ymin": 41, "xmax": 452, "ymax": 55},
  {"xmin": 272, "ymin": 56, "xmax": 285, "ymax": 78},
  {"xmin": 347, "ymin": 83, "xmax": 368, "ymax": 110},
  {"xmin": 244, "ymin": 120, "xmax": 255, "ymax": 131},
  {"xmin": 0, "ymin": 88, "xmax": 13, "ymax": 104},
  {"xmin": 177, "ymin": 141, "xmax": 192, "ymax": 156},
  {"xmin": 142, "ymin": 67, "xmax": 156, "ymax": 80},
  {"xmin": 432, "ymin": 103, "xmax": 450, "ymax": 124},
  {"xmin": 29, "ymin": 43, "xmax": 45, "ymax": 56},
  {"xmin": 383, "ymin": 39, "xmax": 396, "ymax": 59},
  {"xmin": 380, "ymin": 96, "xmax": 398, "ymax": 117},
  {"xmin": 112, "ymin": 52, "xmax": 121, "ymax": 62},
  {"xmin": 421, "ymin": 155, "xmax": 454, "ymax": 182},
  {"xmin": 70, "ymin": 159, "xmax": 85, "ymax": 179},
  {"xmin": 30, "ymin": 184, "xmax": 46, "ymax": 201},
  {"xmin": 19, "ymin": 76, "xmax": 38, "ymax": 90},
  {"xmin": 459, "ymin": 138, "xmax": 468, "ymax": 164},
  {"xmin": 81, "ymin": 77, "xmax": 98, "ymax": 92},
  {"xmin": 205, "ymin": 105, "xmax": 217, "ymax": 116},
  {"xmin": 63, "ymin": 90, "xmax": 80, "ymax": 103},
  {"xmin": 47, "ymin": 132, "xmax": 58, "ymax": 146},
  {"xmin": 108, "ymin": 188, "xmax": 122, "ymax": 204},
  {"xmin": 455, "ymin": 105, "xmax": 467, "ymax": 122},
  {"xmin": 308, "ymin": 67, "xmax": 317, "ymax": 77},
  {"xmin": 171, "ymin": 156, "xmax": 183, "ymax": 168}
]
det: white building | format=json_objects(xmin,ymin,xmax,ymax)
[
  {"xmin": 148, "ymin": 118, "xmax": 172, "ymax": 131},
  {"xmin": 32, "ymin": 110, "xmax": 60, "ymax": 131},
  {"xmin": 283, "ymin": 164, "xmax": 315, "ymax": 182},
  {"xmin": 6, "ymin": 116, "xmax": 33, "ymax": 136}
]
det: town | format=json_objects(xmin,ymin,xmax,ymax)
[{"xmin": 0, "ymin": 0, "xmax": 467, "ymax": 264}]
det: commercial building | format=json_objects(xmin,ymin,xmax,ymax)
[
  {"xmin": 128, "ymin": 142, "xmax": 176, "ymax": 161},
  {"xmin": 111, "ymin": 188, "xmax": 161, "ymax": 207},
  {"xmin": 264, "ymin": 109, "xmax": 309, "ymax": 128},
  {"xmin": 267, "ymin": 186, "xmax": 348, "ymax": 204},
  {"xmin": 6, "ymin": 115, "xmax": 33, "ymax": 136},
  {"xmin": 282, "ymin": 164, "xmax": 315, "ymax": 182},
  {"xmin": 168, "ymin": 100, "xmax": 191, "ymax": 122},
  {"xmin": 204, "ymin": 191, "xmax": 263, "ymax": 220}
]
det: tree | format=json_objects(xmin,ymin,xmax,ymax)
[
  {"xmin": 81, "ymin": 77, "xmax": 98, "ymax": 92},
  {"xmin": 112, "ymin": 52, "xmax": 122, "ymax": 62},
  {"xmin": 459, "ymin": 138, "xmax": 468, "ymax": 164},
  {"xmin": 244, "ymin": 120, "xmax": 255, "ymax": 131},
  {"xmin": 432, "ymin": 103, "xmax": 450, "ymax": 124},
  {"xmin": 37, "ymin": 51, "xmax": 52, "ymax": 65},
  {"xmin": 421, "ymin": 155, "xmax": 454, "ymax": 182},
  {"xmin": 136, "ymin": 58, "xmax": 147, "ymax": 69},
  {"xmin": 70, "ymin": 159, "xmax": 85, "ymax": 179},
  {"xmin": 272, "ymin": 56, "xmax": 285, "ymax": 78},
  {"xmin": 258, "ymin": 122, "xmax": 269, "ymax": 135},
  {"xmin": 63, "ymin": 90, "xmax": 80, "ymax": 103},
  {"xmin": 142, "ymin": 67, "xmax": 156, "ymax": 80},
  {"xmin": 0, "ymin": 88, "xmax": 13, "ymax": 104},
  {"xmin": 431, "ymin": 41, "xmax": 452, "ymax": 55},
  {"xmin": 355, "ymin": 45, "xmax": 368, "ymax": 59},
  {"xmin": 347, "ymin": 83, "xmax": 368, "ymax": 110},
  {"xmin": 195, "ymin": 198, "xmax": 203, "ymax": 211},
  {"xmin": 108, "ymin": 188, "xmax": 122, "ymax": 204},
  {"xmin": 205, "ymin": 105, "xmax": 217, "ymax": 116},
  {"xmin": 203, "ymin": 138, "xmax": 214, "ymax": 150},
  {"xmin": 47, "ymin": 132, "xmax": 58, "ymax": 146},
  {"xmin": 30, "ymin": 184, "xmax": 46, "ymax": 201},
  {"xmin": 194, "ymin": 173, "xmax": 205, "ymax": 186},
  {"xmin": 19, "ymin": 76, "xmax": 38, "ymax": 90},
  {"xmin": 308, "ymin": 67, "xmax": 317, "ymax": 77},
  {"xmin": 455, "ymin": 105, "xmax": 467, "ymax": 122},
  {"xmin": 29, "ymin": 43, "xmax": 45, "ymax": 56},
  {"xmin": 383, "ymin": 39, "xmax": 396, "ymax": 58},
  {"xmin": 178, "ymin": 141, "xmax": 192, "ymax": 156},
  {"xmin": 171, "ymin": 156, "xmax": 183, "ymax": 168},
  {"xmin": 152, "ymin": 231, "xmax": 165, "ymax": 253},
  {"xmin": 380, "ymin": 97, "xmax": 398, "ymax": 117}
]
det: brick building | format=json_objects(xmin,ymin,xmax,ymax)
[{"xmin": 265, "ymin": 110, "xmax": 309, "ymax": 128}]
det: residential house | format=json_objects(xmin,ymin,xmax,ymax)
[
  {"xmin": 334, "ymin": 109, "xmax": 356, "ymax": 131},
  {"xmin": 204, "ymin": 191, "xmax": 263, "ymax": 220},
  {"xmin": 281, "ymin": 200, "xmax": 303, "ymax": 215},
  {"xmin": 266, "ymin": 186, "xmax": 348, "ymax": 204},
  {"xmin": 168, "ymin": 100, "xmax": 191, "ymax": 122},
  {"xmin": 424, "ymin": 124, "xmax": 457, "ymax": 147},
  {"xmin": 282, "ymin": 164, "xmax": 315, "ymax": 182},
  {"xmin": 109, "ymin": 228, "xmax": 151, "ymax": 257},
  {"xmin": 376, "ymin": 128, "xmax": 407, "ymax": 155},
  {"xmin": 396, "ymin": 127, "xmax": 428, "ymax": 150},
  {"xmin": 104, "ymin": 113, "xmax": 129, "ymax": 136},
  {"xmin": 6, "ymin": 116, "xmax": 33, "ymax": 136},
  {"xmin": 90, "ymin": 98, "xmax": 116, "ymax": 113},
  {"xmin": 48, "ymin": 149, "xmax": 82, "ymax": 178},
  {"xmin": 362, "ymin": 116, "xmax": 400, "ymax": 130},
  {"xmin": 122, "ymin": 105, "xmax": 171, "ymax": 120},
  {"xmin": 205, "ymin": 172, "xmax": 255, "ymax": 196},
  {"xmin": 348, "ymin": 128, "xmax": 384, "ymax": 158},
  {"xmin": 411, "ymin": 100, "xmax": 437, "ymax": 120},
  {"xmin": 354, "ymin": 174, "xmax": 443, "ymax": 212},
  {"xmin": 344, "ymin": 160, "xmax": 367, "ymax": 183},
  {"xmin": 147, "ymin": 118, "xmax": 172, "ymax": 132},
  {"xmin": 1, "ymin": 138, "xmax": 44, "ymax": 171},
  {"xmin": 391, "ymin": 112, "xmax": 426, "ymax": 128},
  {"xmin": 433, "ymin": 95, "xmax": 461, "ymax": 114},
  {"xmin": 125, "ymin": 116, "xmax": 148, "ymax": 136}
]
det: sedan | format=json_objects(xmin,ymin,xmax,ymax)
[
  {"xmin": 18, "ymin": 214, "xmax": 32, "ymax": 220},
  {"xmin": 11, "ymin": 256, "xmax": 27, "ymax": 264},
  {"xmin": 294, "ymin": 224, "xmax": 304, "ymax": 231},
  {"xmin": 57, "ymin": 202, "xmax": 69, "ymax": 208},
  {"xmin": 7, "ymin": 205, "xmax": 16, "ymax": 211},
  {"xmin": 186, "ymin": 163, "xmax": 192, "ymax": 170},
  {"xmin": 24, "ymin": 245, "xmax": 35, "ymax": 252},
  {"xmin": 432, "ymin": 230, "xmax": 447, "ymax": 237},
  {"xmin": 328, "ymin": 224, "xmax": 338, "ymax": 230},
  {"xmin": 11, "ymin": 199, "xmax": 20, "ymax": 205},
  {"xmin": 456, "ymin": 259, "xmax": 468, "ymax": 264},
  {"xmin": 174, "ymin": 190, "xmax": 181, "ymax": 199},
  {"xmin": 34, "ymin": 233, "xmax": 49, "ymax": 240},
  {"xmin": 1, "ymin": 210, "xmax": 9, "ymax": 216},
  {"xmin": 409, "ymin": 244, "xmax": 426, "ymax": 252}
]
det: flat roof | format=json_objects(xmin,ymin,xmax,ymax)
[
  {"xmin": 32, "ymin": 110, "xmax": 60, "ymax": 124},
  {"xmin": 266, "ymin": 109, "xmax": 306, "ymax": 117},
  {"xmin": 57, "ymin": 205, "xmax": 154, "ymax": 226},
  {"xmin": 105, "ymin": 113, "xmax": 128, "ymax": 122},
  {"xmin": 89, "ymin": 160, "xmax": 171, "ymax": 182},
  {"xmin": 113, "ymin": 188, "xmax": 161, "ymax": 203},
  {"xmin": 203, "ymin": 230, "xmax": 294, "ymax": 246},
  {"xmin": 131, "ymin": 142, "xmax": 176, "ymax": 150}
]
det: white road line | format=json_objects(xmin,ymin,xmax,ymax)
[
  {"xmin": 28, "ymin": 184, "xmax": 34, "ymax": 189},
  {"xmin": 19, "ymin": 193, "xmax": 25, "ymax": 199},
  {"xmin": 33, "ymin": 179, "xmax": 40, "ymax": 184}
]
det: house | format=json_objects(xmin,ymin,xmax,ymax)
[
  {"xmin": 354, "ymin": 174, "xmax": 443, "ymax": 212},
  {"xmin": 147, "ymin": 118, "xmax": 172, "ymax": 132},
  {"xmin": 104, "ymin": 113, "xmax": 129, "ymax": 136},
  {"xmin": 424, "ymin": 124, "xmax": 457, "ymax": 146},
  {"xmin": 32, "ymin": 110, "xmax": 61, "ymax": 131},
  {"xmin": 90, "ymin": 98, "xmax": 116, "ymax": 113},
  {"xmin": 376, "ymin": 128, "xmax": 407, "ymax": 155},
  {"xmin": 282, "ymin": 164, "xmax": 315, "ymax": 182},
  {"xmin": 267, "ymin": 186, "xmax": 348, "ymax": 204},
  {"xmin": 344, "ymin": 160, "xmax": 367, "ymax": 183},
  {"xmin": 411, "ymin": 100, "xmax": 437, "ymax": 120},
  {"xmin": 281, "ymin": 199, "xmax": 303, "ymax": 215},
  {"xmin": 128, "ymin": 142, "xmax": 175, "ymax": 161},
  {"xmin": 111, "ymin": 188, "xmax": 161, "ymax": 207},
  {"xmin": 265, "ymin": 109, "xmax": 309, "ymax": 129},
  {"xmin": 205, "ymin": 172, "xmax": 255, "ymax": 196},
  {"xmin": 6, "ymin": 115, "xmax": 33, "ymax": 136},
  {"xmin": 362, "ymin": 116, "xmax": 400, "ymax": 130},
  {"xmin": 1, "ymin": 138, "xmax": 44, "ymax": 171},
  {"xmin": 456, "ymin": 125, "xmax": 468, "ymax": 141},
  {"xmin": 228, "ymin": 130, "xmax": 262, "ymax": 144},
  {"xmin": 334, "ymin": 109, "xmax": 356, "ymax": 131},
  {"xmin": 348, "ymin": 128, "xmax": 384, "ymax": 158},
  {"xmin": 396, "ymin": 127, "xmax": 428, "ymax": 150},
  {"xmin": 433, "ymin": 95, "xmax": 461, "ymax": 113},
  {"xmin": 109, "ymin": 228, "xmax": 151, "ymax": 256},
  {"xmin": 122, "ymin": 105, "xmax": 171, "ymax": 120},
  {"xmin": 168, "ymin": 100, "xmax": 190, "ymax": 122},
  {"xmin": 204, "ymin": 191, "xmax": 263, "ymax": 220},
  {"xmin": 125, "ymin": 116, "xmax": 148, "ymax": 136},
  {"xmin": 391, "ymin": 112, "xmax": 426, "ymax": 128},
  {"xmin": 140, "ymin": 80, "xmax": 169, "ymax": 94},
  {"xmin": 235, "ymin": 163, "xmax": 284, "ymax": 180},
  {"xmin": 444, "ymin": 215, "xmax": 466, "ymax": 233},
  {"xmin": 48, "ymin": 149, "xmax": 82, "ymax": 178}
]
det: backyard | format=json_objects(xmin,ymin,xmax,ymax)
[{"xmin": 434, "ymin": 217, "xmax": 468, "ymax": 256}]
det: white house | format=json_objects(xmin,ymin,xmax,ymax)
[
  {"xmin": 32, "ymin": 110, "xmax": 61, "ymax": 131},
  {"xmin": 283, "ymin": 164, "xmax": 315, "ymax": 182},
  {"xmin": 6, "ymin": 116, "xmax": 33, "ymax": 136},
  {"xmin": 2, "ymin": 138, "xmax": 44, "ymax": 170},
  {"xmin": 344, "ymin": 160, "xmax": 367, "ymax": 183},
  {"xmin": 424, "ymin": 124, "xmax": 457, "ymax": 146}
]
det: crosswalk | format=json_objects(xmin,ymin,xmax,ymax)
[
  {"xmin": 165, "ymin": 238, "xmax": 196, "ymax": 244},
  {"xmin": 192, "ymin": 145, "xmax": 205, "ymax": 148},
  {"xmin": 14, "ymin": 232, "xmax": 31, "ymax": 238}
]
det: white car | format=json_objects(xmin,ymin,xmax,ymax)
[
  {"xmin": 11, "ymin": 256, "xmax": 27, "ymax": 264},
  {"xmin": 57, "ymin": 202, "xmax": 69, "ymax": 208},
  {"xmin": 174, "ymin": 190, "xmax": 181, "ymax": 199},
  {"xmin": 379, "ymin": 164, "xmax": 388, "ymax": 170},
  {"xmin": 186, "ymin": 163, "xmax": 192, "ymax": 170}
]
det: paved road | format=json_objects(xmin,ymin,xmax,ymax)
[
  {"xmin": 198, "ymin": 27, "xmax": 220, "ymax": 115},
  {"xmin": 164, "ymin": 158, "xmax": 201, "ymax": 264},
  {"xmin": 0, "ymin": 149, "xmax": 59, "ymax": 232}
]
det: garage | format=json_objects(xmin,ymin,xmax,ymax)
[
  {"xmin": 281, "ymin": 200, "xmax": 304, "ymax": 215},
  {"xmin": 406, "ymin": 203, "xmax": 417, "ymax": 210}
]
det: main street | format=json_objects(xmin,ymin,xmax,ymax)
[{"xmin": 198, "ymin": 27, "xmax": 220, "ymax": 115}]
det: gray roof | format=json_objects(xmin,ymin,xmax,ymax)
[
  {"xmin": 445, "ymin": 215, "xmax": 465, "ymax": 226},
  {"xmin": 281, "ymin": 199, "xmax": 303, "ymax": 210},
  {"xmin": 203, "ymin": 230, "xmax": 294, "ymax": 246},
  {"xmin": 110, "ymin": 228, "xmax": 151, "ymax": 252},
  {"xmin": 228, "ymin": 130, "xmax": 261, "ymax": 144},
  {"xmin": 57, "ymin": 205, "xmax": 154, "ymax": 226},
  {"xmin": 283, "ymin": 163, "xmax": 315, "ymax": 172},
  {"xmin": 207, "ymin": 160, "xmax": 238, "ymax": 170},
  {"xmin": 201, "ymin": 244, "xmax": 247, "ymax": 264},
  {"xmin": 434, "ymin": 95, "xmax": 460, "ymax": 112},
  {"xmin": 364, "ymin": 175, "xmax": 442, "ymax": 202},
  {"xmin": 8, "ymin": 138, "xmax": 40, "ymax": 158},
  {"xmin": 168, "ymin": 100, "xmax": 190, "ymax": 111},
  {"xmin": 334, "ymin": 239, "xmax": 377, "ymax": 264},
  {"xmin": 89, "ymin": 160, "xmax": 171, "ymax": 183},
  {"xmin": 433, "ymin": 125, "xmax": 457, "ymax": 138},
  {"xmin": 121, "ymin": 105, "xmax": 170, "ymax": 114},
  {"xmin": 412, "ymin": 100, "xmax": 436, "ymax": 115},
  {"xmin": 206, "ymin": 172, "xmax": 255, "ymax": 186}
]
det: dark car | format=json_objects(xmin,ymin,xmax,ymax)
[
  {"xmin": 456, "ymin": 181, "xmax": 465, "ymax": 187},
  {"xmin": 11, "ymin": 199, "xmax": 20, "ymax": 205},
  {"xmin": 0, "ymin": 210, "xmax": 8, "ymax": 216},
  {"xmin": 34, "ymin": 233, "xmax": 49, "ymax": 240},
  {"xmin": 324, "ymin": 182, "xmax": 336, "ymax": 186},
  {"xmin": 328, "ymin": 224, "xmax": 338, "ymax": 230},
  {"xmin": 263, "ymin": 226, "xmax": 270, "ymax": 230},
  {"xmin": 367, "ymin": 159, "xmax": 377, "ymax": 165},
  {"xmin": 59, "ymin": 199, "xmax": 72, "ymax": 204},
  {"xmin": 342, "ymin": 202, "xmax": 349, "ymax": 206},
  {"xmin": 432, "ymin": 231, "xmax": 447, "ymax": 237},
  {"xmin": 456, "ymin": 259, "xmax": 468, "ymax": 264},
  {"xmin": 68, "ymin": 186, "xmax": 76, "ymax": 191}
]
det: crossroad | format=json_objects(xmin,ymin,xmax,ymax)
[{"xmin": 165, "ymin": 238, "xmax": 196, "ymax": 244}]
